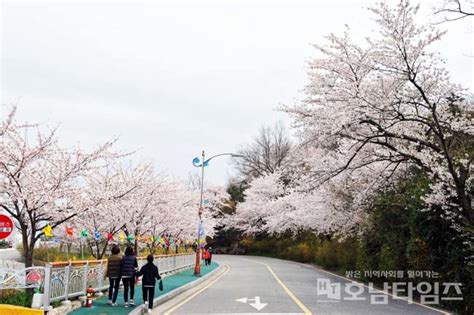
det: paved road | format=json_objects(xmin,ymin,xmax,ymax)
[{"xmin": 156, "ymin": 255, "xmax": 448, "ymax": 315}]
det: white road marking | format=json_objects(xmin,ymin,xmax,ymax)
[{"xmin": 236, "ymin": 296, "xmax": 268, "ymax": 311}]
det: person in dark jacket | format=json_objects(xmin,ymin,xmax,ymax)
[
  {"xmin": 121, "ymin": 246, "xmax": 138, "ymax": 307},
  {"xmin": 106, "ymin": 245, "xmax": 122, "ymax": 306},
  {"xmin": 207, "ymin": 247, "xmax": 213, "ymax": 265},
  {"xmin": 137, "ymin": 254, "xmax": 162, "ymax": 312}
]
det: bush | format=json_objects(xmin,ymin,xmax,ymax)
[
  {"xmin": 314, "ymin": 238, "xmax": 358, "ymax": 272},
  {"xmin": 286, "ymin": 243, "xmax": 314, "ymax": 262},
  {"xmin": 31, "ymin": 246, "xmax": 95, "ymax": 263},
  {"xmin": 0, "ymin": 289, "xmax": 33, "ymax": 307}
]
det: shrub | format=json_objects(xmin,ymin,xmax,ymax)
[
  {"xmin": 286, "ymin": 243, "xmax": 314, "ymax": 262},
  {"xmin": 0, "ymin": 289, "xmax": 33, "ymax": 307}
]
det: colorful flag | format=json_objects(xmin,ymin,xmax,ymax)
[
  {"xmin": 119, "ymin": 232, "xmax": 125, "ymax": 243},
  {"xmin": 94, "ymin": 231, "xmax": 101, "ymax": 241},
  {"xmin": 66, "ymin": 226, "xmax": 73, "ymax": 238},
  {"xmin": 107, "ymin": 232, "xmax": 113, "ymax": 241},
  {"xmin": 43, "ymin": 224, "xmax": 53, "ymax": 238},
  {"xmin": 81, "ymin": 229, "xmax": 88, "ymax": 239},
  {"xmin": 127, "ymin": 234, "xmax": 134, "ymax": 242}
]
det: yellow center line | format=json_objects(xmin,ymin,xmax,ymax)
[
  {"xmin": 251, "ymin": 260, "xmax": 313, "ymax": 315},
  {"xmin": 164, "ymin": 264, "xmax": 231, "ymax": 315}
]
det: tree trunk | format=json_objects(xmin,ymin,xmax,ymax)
[
  {"xmin": 67, "ymin": 242, "xmax": 72, "ymax": 256},
  {"xmin": 457, "ymin": 188, "xmax": 473, "ymax": 224},
  {"xmin": 99, "ymin": 240, "xmax": 109, "ymax": 259},
  {"xmin": 20, "ymin": 227, "xmax": 35, "ymax": 268},
  {"xmin": 24, "ymin": 244, "xmax": 34, "ymax": 268},
  {"xmin": 95, "ymin": 240, "xmax": 100, "ymax": 259}
]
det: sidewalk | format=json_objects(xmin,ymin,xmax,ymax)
[{"xmin": 71, "ymin": 262, "xmax": 218, "ymax": 315}]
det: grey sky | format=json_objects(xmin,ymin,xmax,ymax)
[{"xmin": 1, "ymin": 0, "xmax": 472, "ymax": 185}]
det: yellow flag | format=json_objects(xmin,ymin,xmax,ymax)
[
  {"xmin": 43, "ymin": 224, "xmax": 53, "ymax": 238},
  {"xmin": 119, "ymin": 231, "xmax": 125, "ymax": 242},
  {"xmin": 150, "ymin": 235, "xmax": 154, "ymax": 242}
]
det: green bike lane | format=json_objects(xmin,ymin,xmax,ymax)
[{"xmin": 72, "ymin": 262, "xmax": 218, "ymax": 315}]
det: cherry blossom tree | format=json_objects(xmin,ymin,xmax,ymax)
[
  {"xmin": 0, "ymin": 108, "xmax": 118, "ymax": 266},
  {"xmin": 71, "ymin": 160, "xmax": 151, "ymax": 258},
  {"xmin": 282, "ymin": 0, "xmax": 473, "ymax": 229},
  {"xmin": 231, "ymin": 0, "xmax": 472, "ymax": 239},
  {"xmin": 148, "ymin": 183, "xmax": 224, "ymax": 251},
  {"xmin": 229, "ymin": 165, "xmax": 369, "ymax": 237},
  {"xmin": 228, "ymin": 172, "xmax": 285, "ymax": 235},
  {"xmin": 1, "ymin": 106, "xmax": 226, "ymax": 262},
  {"xmin": 122, "ymin": 171, "xmax": 183, "ymax": 253}
]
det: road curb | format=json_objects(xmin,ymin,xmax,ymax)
[{"xmin": 129, "ymin": 264, "xmax": 224, "ymax": 315}]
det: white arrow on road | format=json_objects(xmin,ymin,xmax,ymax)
[{"xmin": 235, "ymin": 296, "xmax": 268, "ymax": 311}]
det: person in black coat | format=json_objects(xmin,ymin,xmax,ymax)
[
  {"xmin": 137, "ymin": 254, "xmax": 162, "ymax": 311},
  {"xmin": 106, "ymin": 245, "xmax": 122, "ymax": 306},
  {"xmin": 121, "ymin": 246, "xmax": 138, "ymax": 307}
]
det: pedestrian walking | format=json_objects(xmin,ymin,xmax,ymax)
[
  {"xmin": 121, "ymin": 245, "xmax": 138, "ymax": 307},
  {"xmin": 207, "ymin": 247, "xmax": 213, "ymax": 265},
  {"xmin": 137, "ymin": 254, "xmax": 163, "ymax": 314},
  {"xmin": 106, "ymin": 245, "xmax": 122, "ymax": 306},
  {"xmin": 203, "ymin": 248, "xmax": 210, "ymax": 266}
]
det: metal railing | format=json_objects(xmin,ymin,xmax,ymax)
[
  {"xmin": 42, "ymin": 253, "xmax": 195, "ymax": 311},
  {"xmin": 0, "ymin": 266, "xmax": 46, "ymax": 290}
]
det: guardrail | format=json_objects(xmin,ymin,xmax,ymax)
[
  {"xmin": 0, "ymin": 266, "xmax": 46, "ymax": 289},
  {"xmin": 42, "ymin": 253, "xmax": 195, "ymax": 311}
]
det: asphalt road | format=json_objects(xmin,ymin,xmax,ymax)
[{"xmin": 155, "ymin": 255, "xmax": 448, "ymax": 315}]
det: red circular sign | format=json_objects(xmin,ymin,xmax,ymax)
[{"xmin": 0, "ymin": 214, "xmax": 14, "ymax": 240}]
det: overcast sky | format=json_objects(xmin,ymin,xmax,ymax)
[{"xmin": 1, "ymin": 0, "xmax": 473, "ymax": 185}]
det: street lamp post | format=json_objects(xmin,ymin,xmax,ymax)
[{"xmin": 192, "ymin": 151, "xmax": 242, "ymax": 276}]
